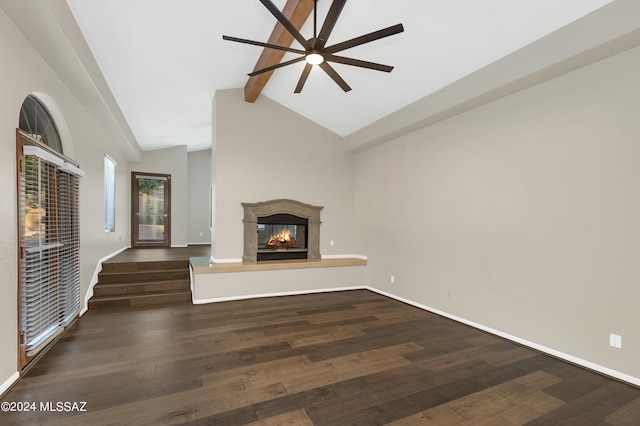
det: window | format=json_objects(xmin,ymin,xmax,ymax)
[
  {"xmin": 104, "ymin": 155, "xmax": 116, "ymax": 232},
  {"xmin": 19, "ymin": 95, "xmax": 63, "ymax": 154},
  {"xmin": 18, "ymin": 132, "xmax": 83, "ymax": 367}
]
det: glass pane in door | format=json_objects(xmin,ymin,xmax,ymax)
[
  {"xmin": 137, "ymin": 177, "xmax": 165, "ymax": 242},
  {"xmin": 132, "ymin": 172, "xmax": 171, "ymax": 247}
]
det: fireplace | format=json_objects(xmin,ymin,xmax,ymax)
[
  {"xmin": 257, "ymin": 214, "xmax": 307, "ymax": 261},
  {"xmin": 242, "ymin": 199, "xmax": 323, "ymax": 262}
]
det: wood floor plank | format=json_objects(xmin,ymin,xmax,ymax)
[
  {"xmin": 245, "ymin": 408, "xmax": 314, "ymax": 426},
  {"xmin": 417, "ymin": 345, "xmax": 494, "ymax": 373},
  {"xmin": 281, "ymin": 343, "xmax": 420, "ymax": 394},
  {"xmin": 604, "ymin": 396, "xmax": 640, "ymax": 425},
  {"xmin": 386, "ymin": 404, "xmax": 466, "ymax": 426},
  {"xmin": 288, "ymin": 328, "xmax": 367, "ymax": 349},
  {"xmin": 46, "ymin": 397, "xmax": 198, "ymax": 426},
  {"xmin": 446, "ymin": 371, "xmax": 562, "ymax": 419},
  {"xmin": 15, "ymin": 359, "xmax": 139, "ymax": 389},
  {"xmin": 364, "ymin": 362, "xmax": 475, "ymax": 404},
  {"xmin": 1, "ymin": 288, "xmax": 639, "ymax": 426},
  {"xmin": 524, "ymin": 381, "xmax": 640, "ymax": 425},
  {"xmin": 478, "ymin": 346, "xmax": 538, "ymax": 368},
  {"xmin": 401, "ymin": 338, "xmax": 475, "ymax": 361},
  {"xmin": 252, "ymin": 376, "xmax": 373, "ymax": 422},
  {"xmin": 472, "ymin": 390, "xmax": 565, "ymax": 425},
  {"xmin": 195, "ymin": 382, "xmax": 288, "ymax": 418},
  {"xmin": 542, "ymin": 368, "xmax": 611, "ymax": 402},
  {"xmin": 199, "ymin": 355, "xmax": 313, "ymax": 389}
]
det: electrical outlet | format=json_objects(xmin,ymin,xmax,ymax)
[
  {"xmin": 610, "ymin": 333, "xmax": 622, "ymax": 349},
  {"xmin": 330, "ymin": 240, "xmax": 334, "ymax": 246},
  {"xmin": 390, "ymin": 275, "xmax": 395, "ymax": 283}
]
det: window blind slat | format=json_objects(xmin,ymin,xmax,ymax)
[{"xmin": 20, "ymin": 149, "xmax": 82, "ymax": 357}]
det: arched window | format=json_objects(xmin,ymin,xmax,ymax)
[
  {"xmin": 16, "ymin": 95, "xmax": 83, "ymax": 371},
  {"xmin": 19, "ymin": 95, "xmax": 63, "ymax": 154}
]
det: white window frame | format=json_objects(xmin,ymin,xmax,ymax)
[{"xmin": 104, "ymin": 155, "xmax": 117, "ymax": 232}]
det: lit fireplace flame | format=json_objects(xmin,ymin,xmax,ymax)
[{"xmin": 267, "ymin": 229, "xmax": 297, "ymax": 248}]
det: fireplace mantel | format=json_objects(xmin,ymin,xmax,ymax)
[{"xmin": 242, "ymin": 199, "xmax": 323, "ymax": 262}]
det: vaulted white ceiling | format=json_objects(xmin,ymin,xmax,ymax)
[{"xmin": 64, "ymin": 0, "xmax": 616, "ymax": 152}]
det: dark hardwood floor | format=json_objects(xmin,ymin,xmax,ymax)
[
  {"xmin": 2, "ymin": 289, "xmax": 639, "ymax": 425},
  {"xmin": 104, "ymin": 245, "xmax": 211, "ymax": 263}
]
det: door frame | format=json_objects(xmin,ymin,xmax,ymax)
[{"xmin": 131, "ymin": 171, "xmax": 171, "ymax": 248}]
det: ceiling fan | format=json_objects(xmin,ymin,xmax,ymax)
[{"xmin": 223, "ymin": 0, "xmax": 404, "ymax": 93}]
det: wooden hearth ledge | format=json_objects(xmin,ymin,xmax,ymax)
[{"xmin": 190, "ymin": 257, "xmax": 366, "ymax": 274}]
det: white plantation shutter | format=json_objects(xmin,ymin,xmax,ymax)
[
  {"xmin": 57, "ymin": 170, "xmax": 81, "ymax": 326},
  {"xmin": 104, "ymin": 155, "xmax": 116, "ymax": 232},
  {"xmin": 20, "ymin": 143, "xmax": 82, "ymax": 357}
]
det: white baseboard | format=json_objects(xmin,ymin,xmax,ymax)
[
  {"xmin": 322, "ymin": 254, "xmax": 368, "ymax": 260},
  {"xmin": 210, "ymin": 257, "xmax": 243, "ymax": 264},
  {"xmin": 210, "ymin": 254, "xmax": 368, "ymax": 263},
  {"xmin": 193, "ymin": 286, "xmax": 367, "ymax": 305},
  {"xmin": 81, "ymin": 246, "xmax": 130, "ymax": 316},
  {"xmin": 0, "ymin": 371, "xmax": 20, "ymax": 397},
  {"xmin": 367, "ymin": 286, "xmax": 640, "ymax": 388},
  {"xmin": 171, "ymin": 244, "xmax": 189, "ymax": 248}
]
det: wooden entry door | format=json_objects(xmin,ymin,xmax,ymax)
[{"xmin": 131, "ymin": 172, "xmax": 171, "ymax": 247}]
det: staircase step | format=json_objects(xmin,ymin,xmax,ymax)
[
  {"xmin": 98, "ymin": 269, "xmax": 189, "ymax": 284},
  {"xmin": 91, "ymin": 255, "xmax": 195, "ymax": 311},
  {"xmin": 88, "ymin": 291, "xmax": 191, "ymax": 309},
  {"xmin": 101, "ymin": 260, "xmax": 188, "ymax": 273},
  {"xmin": 93, "ymin": 280, "xmax": 190, "ymax": 296}
]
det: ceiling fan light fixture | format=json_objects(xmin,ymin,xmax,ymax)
[
  {"xmin": 224, "ymin": 0, "xmax": 404, "ymax": 94},
  {"xmin": 305, "ymin": 52, "xmax": 324, "ymax": 65}
]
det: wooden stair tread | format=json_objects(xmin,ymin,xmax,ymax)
[
  {"xmin": 101, "ymin": 260, "xmax": 188, "ymax": 272},
  {"xmin": 95, "ymin": 279, "xmax": 189, "ymax": 287},
  {"xmin": 97, "ymin": 269, "xmax": 189, "ymax": 284},
  {"xmin": 90, "ymin": 290, "xmax": 191, "ymax": 301},
  {"xmin": 99, "ymin": 268, "xmax": 188, "ymax": 276}
]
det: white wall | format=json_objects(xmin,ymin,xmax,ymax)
[
  {"xmin": 187, "ymin": 149, "xmax": 212, "ymax": 244},
  {"xmin": 193, "ymin": 267, "xmax": 366, "ymax": 303},
  {"xmin": 355, "ymin": 45, "xmax": 640, "ymax": 380},
  {"xmin": 129, "ymin": 146, "xmax": 188, "ymax": 247},
  {"xmin": 212, "ymin": 89, "xmax": 358, "ymax": 261},
  {"xmin": 0, "ymin": 7, "xmax": 130, "ymax": 391}
]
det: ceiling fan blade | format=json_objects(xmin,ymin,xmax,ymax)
[
  {"xmin": 259, "ymin": 0, "xmax": 312, "ymax": 50},
  {"xmin": 294, "ymin": 63, "xmax": 313, "ymax": 93},
  {"xmin": 325, "ymin": 23, "xmax": 404, "ymax": 54},
  {"xmin": 325, "ymin": 54, "xmax": 394, "ymax": 72},
  {"xmin": 248, "ymin": 56, "xmax": 306, "ymax": 77},
  {"xmin": 316, "ymin": 0, "xmax": 347, "ymax": 48},
  {"xmin": 319, "ymin": 62, "xmax": 351, "ymax": 92},
  {"xmin": 223, "ymin": 35, "xmax": 306, "ymax": 55}
]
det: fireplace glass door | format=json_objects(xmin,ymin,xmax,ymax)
[{"xmin": 257, "ymin": 214, "xmax": 307, "ymax": 261}]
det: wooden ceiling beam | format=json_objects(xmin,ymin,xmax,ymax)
[{"xmin": 244, "ymin": 0, "xmax": 314, "ymax": 103}]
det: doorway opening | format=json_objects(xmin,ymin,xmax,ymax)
[{"xmin": 131, "ymin": 172, "xmax": 171, "ymax": 247}]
